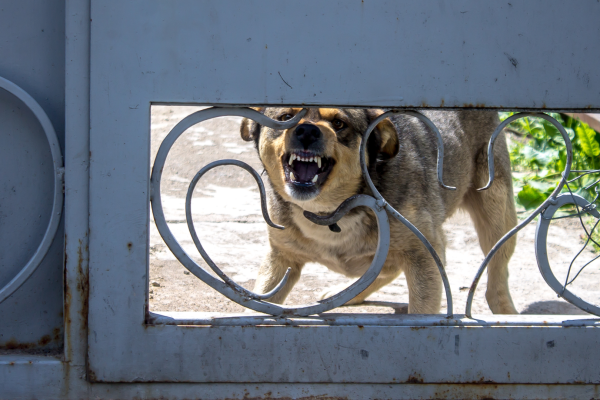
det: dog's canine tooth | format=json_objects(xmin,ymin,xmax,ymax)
[
  {"xmin": 317, "ymin": 157, "xmax": 321, "ymax": 168},
  {"xmin": 290, "ymin": 171, "xmax": 296, "ymax": 181},
  {"xmin": 312, "ymin": 175, "xmax": 318, "ymax": 183},
  {"xmin": 289, "ymin": 154, "xmax": 295, "ymax": 165}
]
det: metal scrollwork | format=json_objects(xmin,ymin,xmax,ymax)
[
  {"xmin": 152, "ymin": 108, "xmax": 599, "ymax": 318},
  {"xmin": 0, "ymin": 76, "xmax": 64, "ymax": 304},
  {"xmin": 151, "ymin": 107, "xmax": 393, "ymax": 317}
]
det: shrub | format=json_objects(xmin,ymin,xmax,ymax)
[{"xmin": 501, "ymin": 112, "xmax": 600, "ymax": 211}]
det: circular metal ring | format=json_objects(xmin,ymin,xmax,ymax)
[
  {"xmin": 0, "ymin": 76, "xmax": 64, "ymax": 304},
  {"xmin": 535, "ymin": 193, "xmax": 600, "ymax": 316}
]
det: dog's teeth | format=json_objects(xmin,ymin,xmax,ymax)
[
  {"xmin": 317, "ymin": 157, "xmax": 321, "ymax": 168},
  {"xmin": 290, "ymin": 172, "xmax": 296, "ymax": 181},
  {"xmin": 312, "ymin": 175, "xmax": 318, "ymax": 183},
  {"xmin": 289, "ymin": 154, "xmax": 295, "ymax": 165}
]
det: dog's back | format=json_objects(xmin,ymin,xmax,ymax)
[
  {"xmin": 376, "ymin": 110, "xmax": 502, "ymax": 224},
  {"xmin": 242, "ymin": 108, "xmax": 518, "ymax": 314}
]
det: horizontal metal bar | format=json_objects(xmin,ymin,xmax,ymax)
[
  {"xmin": 151, "ymin": 102, "xmax": 600, "ymax": 112},
  {"xmin": 149, "ymin": 311, "xmax": 600, "ymax": 328}
]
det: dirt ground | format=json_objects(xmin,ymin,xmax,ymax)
[{"xmin": 149, "ymin": 106, "xmax": 600, "ymax": 316}]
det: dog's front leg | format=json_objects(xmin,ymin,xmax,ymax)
[
  {"xmin": 404, "ymin": 249, "xmax": 443, "ymax": 314},
  {"xmin": 253, "ymin": 247, "xmax": 304, "ymax": 304}
]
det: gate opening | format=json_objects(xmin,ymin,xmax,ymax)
[{"xmin": 148, "ymin": 105, "xmax": 600, "ymax": 317}]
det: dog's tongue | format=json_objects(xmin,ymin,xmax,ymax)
[{"xmin": 294, "ymin": 161, "xmax": 319, "ymax": 182}]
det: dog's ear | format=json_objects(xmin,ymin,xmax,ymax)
[
  {"xmin": 240, "ymin": 107, "xmax": 264, "ymax": 142},
  {"xmin": 366, "ymin": 110, "xmax": 399, "ymax": 159}
]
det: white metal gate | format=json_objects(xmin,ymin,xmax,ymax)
[{"xmin": 3, "ymin": 0, "xmax": 600, "ymax": 398}]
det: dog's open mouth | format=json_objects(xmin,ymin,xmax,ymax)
[{"xmin": 282, "ymin": 151, "xmax": 335, "ymax": 188}]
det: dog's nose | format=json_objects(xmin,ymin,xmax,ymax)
[{"xmin": 294, "ymin": 124, "xmax": 321, "ymax": 148}]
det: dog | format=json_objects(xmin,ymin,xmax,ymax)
[{"xmin": 240, "ymin": 108, "xmax": 518, "ymax": 314}]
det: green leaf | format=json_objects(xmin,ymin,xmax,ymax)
[
  {"xmin": 528, "ymin": 179, "xmax": 554, "ymax": 193},
  {"xmin": 541, "ymin": 119, "xmax": 561, "ymax": 139},
  {"xmin": 520, "ymin": 146, "xmax": 559, "ymax": 168},
  {"xmin": 576, "ymin": 124, "xmax": 600, "ymax": 157},
  {"xmin": 516, "ymin": 184, "xmax": 546, "ymax": 210}
]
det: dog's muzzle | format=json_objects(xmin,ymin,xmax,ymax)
[{"xmin": 282, "ymin": 124, "xmax": 335, "ymax": 197}]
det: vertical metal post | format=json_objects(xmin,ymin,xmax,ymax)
[{"xmin": 64, "ymin": 0, "xmax": 91, "ymax": 384}]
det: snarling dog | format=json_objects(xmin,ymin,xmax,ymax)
[{"xmin": 240, "ymin": 108, "xmax": 518, "ymax": 314}]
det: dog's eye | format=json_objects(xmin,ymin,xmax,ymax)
[
  {"xmin": 279, "ymin": 114, "xmax": 294, "ymax": 121},
  {"xmin": 332, "ymin": 119, "xmax": 346, "ymax": 130}
]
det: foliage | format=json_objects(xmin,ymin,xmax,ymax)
[{"xmin": 500, "ymin": 112, "xmax": 600, "ymax": 211}]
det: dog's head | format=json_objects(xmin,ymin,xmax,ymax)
[{"xmin": 240, "ymin": 108, "xmax": 398, "ymax": 211}]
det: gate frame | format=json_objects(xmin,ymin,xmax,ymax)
[{"xmin": 2, "ymin": 0, "xmax": 600, "ymax": 398}]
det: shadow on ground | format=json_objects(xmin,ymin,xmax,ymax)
[{"xmin": 520, "ymin": 300, "xmax": 590, "ymax": 315}]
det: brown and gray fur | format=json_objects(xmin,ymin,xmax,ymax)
[{"xmin": 240, "ymin": 108, "xmax": 518, "ymax": 314}]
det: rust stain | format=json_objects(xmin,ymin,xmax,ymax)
[
  {"xmin": 38, "ymin": 335, "xmax": 52, "ymax": 346},
  {"xmin": 53, "ymin": 327, "xmax": 61, "ymax": 342},
  {"xmin": 64, "ymin": 235, "xmax": 72, "ymax": 357},
  {"xmin": 432, "ymin": 385, "xmax": 566, "ymax": 400},
  {"xmin": 224, "ymin": 397, "xmax": 348, "ymax": 400},
  {"xmin": 64, "ymin": 238, "xmax": 89, "ymax": 368},
  {"xmin": 63, "ymin": 234, "xmax": 68, "ymax": 266},
  {"xmin": 468, "ymin": 376, "xmax": 497, "ymax": 384},
  {"xmin": 410, "ymin": 326, "xmax": 427, "ymax": 331},
  {"xmin": 440, "ymin": 98, "xmax": 445, "ymax": 107},
  {"xmin": 462, "ymin": 103, "xmax": 488, "ymax": 109},
  {"xmin": 77, "ymin": 241, "xmax": 90, "ymax": 327},
  {"xmin": 88, "ymin": 368, "xmax": 97, "ymax": 382},
  {"xmin": 0, "ymin": 331, "xmax": 62, "ymax": 350},
  {"xmin": 127, "ymin": 242, "xmax": 133, "ymax": 250},
  {"xmin": 407, "ymin": 373, "xmax": 424, "ymax": 383}
]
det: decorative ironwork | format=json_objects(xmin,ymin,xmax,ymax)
[
  {"xmin": 0, "ymin": 76, "xmax": 64, "ymax": 304},
  {"xmin": 151, "ymin": 108, "xmax": 600, "ymax": 318}
]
